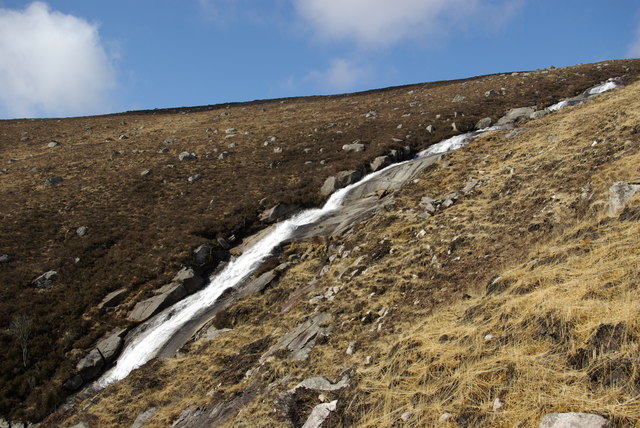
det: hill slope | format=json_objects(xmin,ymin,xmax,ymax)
[{"xmin": 2, "ymin": 59, "xmax": 640, "ymax": 425}]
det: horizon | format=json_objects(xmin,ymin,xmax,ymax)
[{"xmin": 0, "ymin": 0, "xmax": 639, "ymax": 119}]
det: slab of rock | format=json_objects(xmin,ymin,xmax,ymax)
[
  {"xmin": 608, "ymin": 181, "xmax": 640, "ymax": 216},
  {"xmin": 260, "ymin": 203, "xmax": 299, "ymax": 223},
  {"xmin": 47, "ymin": 141, "xmax": 60, "ymax": 148},
  {"xmin": 31, "ymin": 270, "xmax": 58, "ymax": 289},
  {"xmin": 96, "ymin": 330, "xmax": 125, "ymax": 364},
  {"xmin": 539, "ymin": 413, "xmax": 610, "ymax": 428},
  {"xmin": 476, "ymin": 117, "xmax": 493, "ymax": 129},
  {"xmin": 240, "ymin": 270, "xmax": 278, "ymax": 296},
  {"xmin": 178, "ymin": 152, "xmax": 196, "ymax": 161},
  {"xmin": 76, "ymin": 349, "xmax": 104, "ymax": 382},
  {"xmin": 63, "ymin": 374, "xmax": 83, "ymax": 391},
  {"xmin": 132, "ymin": 408, "xmax": 158, "ymax": 428},
  {"xmin": 97, "ymin": 288, "xmax": 127, "ymax": 310},
  {"xmin": 301, "ymin": 400, "xmax": 338, "ymax": 428},
  {"xmin": 293, "ymin": 375, "xmax": 349, "ymax": 393},
  {"xmin": 172, "ymin": 267, "xmax": 205, "ymax": 294},
  {"xmin": 261, "ymin": 313, "xmax": 332, "ymax": 362},
  {"xmin": 128, "ymin": 284, "xmax": 187, "ymax": 322}
]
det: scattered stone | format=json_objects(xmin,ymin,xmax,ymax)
[
  {"xmin": 218, "ymin": 151, "xmax": 229, "ymax": 159},
  {"xmin": 140, "ymin": 169, "xmax": 151, "ymax": 177},
  {"xmin": 76, "ymin": 349, "xmax": 104, "ymax": 382},
  {"xmin": 484, "ymin": 334, "xmax": 495, "ymax": 341},
  {"xmin": 178, "ymin": 152, "xmax": 196, "ymax": 161},
  {"xmin": 119, "ymin": 134, "xmax": 128, "ymax": 140},
  {"xmin": 426, "ymin": 124, "xmax": 434, "ymax": 133},
  {"xmin": 401, "ymin": 411, "xmax": 414, "ymax": 422},
  {"xmin": 497, "ymin": 106, "xmax": 536, "ymax": 126},
  {"xmin": 47, "ymin": 141, "xmax": 60, "ymax": 148},
  {"xmin": 44, "ymin": 176, "xmax": 63, "ymax": 186},
  {"xmin": 439, "ymin": 413, "xmax": 453, "ymax": 423},
  {"xmin": 476, "ymin": 117, "xmax": 493, "ymax": 129},
  {"xmin": 74, "ymin": 226, "xmax": 88, "ymax": 237},
  {"xmin": 342, "ymin": 142, "xmax": 365, "ymax": 152},
  {"xmin": 164, "ymin": 138, "xmax": 177, "ymax": 144},
  {"xmin": 274, "ymin": 147, "xmax": 283, "ymax": 153},
  {"xmin": 320, "ymin": 170, "xmax": 362, "ymax": 195},
  {"xmin": 188, "ymin": 174, "xmax": 202, "ymax": 183},
  {"xmin": 608, "ymin": 181, "xmax": 640, "ymax": 216},
  {"xmin": 452, "ymin": 94, "xmax": 466, "ymax": 103},
  {"xmin": 492, "ymin": 398, "xmax": 504, "ymax": 412},
  {"xmin": 225, "ymin": 128, "xmax": 237, "ymax": 134},
  {"xmin": 364, "ymin": 355, "xmax": 373, "ymax": 365},
  {"xmin": 261, "ymin": 312, "xmax": 332, "ymax": 362},
  {"xmin": 538, "ymin": 413, "xmax": 610, "ymax": 428},
  {"xmin": 31, "ymin": 270, "xmax": 58, "ymax": 289},
  {"xmin": 346, "ymin": 341, "xmax": 356, "ymax": 355},
  {"xmin": 294, "ymin": 375, "xmax": 350, "ymax": 393},
  {"xmin": 260, "ymin": 203, "xmax": 299, "ymax": 223},
  {"xmin": 462, "ymin": 180, "xmax": 478, "ymax": 195},
  {"xmin": 301, "ymin": 400, "xmax": 338, "ymax": 428},
  {"xmin": 0, "ymin": 254, "xmax": 10, "ymax": 264},
  {"xmin": 97, "ymin": 288, "xmax": 128, "ymax": 310},
  {"xmin": 365, "ymin": 111, "xmax": 377, "ymax": 118}
]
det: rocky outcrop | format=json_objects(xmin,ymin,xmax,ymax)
[
  {"xmin": 301, "ymin": 400, "xmax": 338, "ymax": 428},
  {"xmin": 96, "ymin": 329, "xmax": 126, "ymax": 364},
  {"xmin": 172, "ymin": 267, "xmax": 205, "ymax": 294},
  {"xmin": 129, "ymin": 284, "xmax": 187, "ymax": 322},
  {"xmin": 76, "ymin": 349, "xmax": 104, "ymax": 382},
  {"xmin": 496, "ymin": 106, "xmax": 536, "ymax": 126},
  {"xmin": 320, "ymin": 170, "xmax": 363, "ymax": 195},
  {"xmin": 261, "ymin": 312, "xmax": 332, "ymax": 362}
]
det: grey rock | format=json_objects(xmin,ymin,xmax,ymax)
[
  {"xmin": 342, "ymin": 142, "xmax": 365, "ymax": 152},
  {"xmin": 178, "ymin": 152, "xmax": 196, "ymax": 161},
  {"xmin": 539, "ymin": 413, "xmax": 610, "ymax": 428},
  {"xmin": 172, "ymin": 267, "xmax": 204, "ymax": 294},
  {"xmin": 320, "ymin": 170, "xmax": 362, "ymax": 195},
  {"xmin": 476, "ymin": 117, "xmax": 493, "ymax": 129},
  {"xmin": 260, "ymin": 203, "xmax": 299, "ymax": 223},
  {"xmin": 485, "ymin": 89, "xmax": 499, "ymax": 97},
  {"xmin": 158, "ymin": 148, "xmax": 169, "ymax": 153},
  {"xmin": 140, "ymin": 169, "xmax": 151, "ymax": 177},
  {"xmin": 45, "ymin": 176, "xmax": 63, "ymax": 185},
  {"xmin": 294, "ymin": 375, "xmax": 349, "ymax": 392},
  {"xmin": 364, "ymin": 111, "xmax": 377, "ymax": 118},
  {"xmin": 530, "ymin": 110, "xmax": 549, "ymax": 120},
  {"xmin": 224, "ymin": 128, "xmax": 237, "ymax": 134},
  {"xmin": 370, "ymin": 155, "xmax": 390, "ymax": 172},
  {"xmin": 273, "ymin": 147, "xmax": 283, "ymax": 153},
  {"xmin": 31, "ymin": 270, "xmax": 58, "ymax": 289},
  {"xmin": 0, "ymin": 254, "xmax": 9, "ymax": 263},
  {"xmin": 241, "ymin": 270, "xmax": 278, "ymax": 295},
  {"xmin": 128, "ymin": 284, "xmax": 187, "ymax": 322},
  {"xmin": 218, "ymin": 151, "xmax": 229, "ymax": 159},
  {"xmin": 426, "ymin": 124, "xmax": 434, "ymax": 133},
  {"xmin": 96, "ymin": 331, "xmax": 125, "ymax": 363},
  {"xmin": 164, "ymin": 138, "xmax": 177, "ymax": 144},
  {"xmin": 609, "ymin": 181, "xmax": 640, "ymax": 216},
  {"xmin": 76, "ymin": 226, "xmax": 88, "ymax": 237},
  {"xmin": 98, "ymin": 288, "xmax": 128, "ymax": 310},
  {"xmin": 497, "ymin": 106, "xmax": 536, "ymax": 126},
  {"xmin": 301, "ymin": 400, "xmax": 338, "ymax": 428},
  {"xmin": 401, "ymin": 411, "xmax": 414, "ymax": 422},
  {"xmin": 188, "ymin": 174, "xmax": 202, "ymax": 183},
  {"xmin": 202, "ymin": 327, "xmax": 232, "ymax": 340},
  {"xmin": 261, "ymin": 313, "xmax": 332, "ymax": 362},
  {"xmin": 452, "ymin": 94, "xmax": 466, "ymax": 103},
  {"xmin": 63, "ymin": 374, "xmax": 83, "ymax": 391},
  {"xmin": 132, "ymin": 408, "xmax": 158, "ymax": 428},
  {"xmin": 76, "ymin": 348, "xmax": 104, "ymax": 381},
  {"xmin": 192, "ymin": 244, "xmax": 213, "ymax": 267},
  {"xmin": 47, "ymin": 141, "xmax": 60, "ymax": 148},
  {"xmin": 462, "ymin": 181, "xmax": 478, "ymax": 194}
]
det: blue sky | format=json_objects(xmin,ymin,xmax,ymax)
[{"xmin": 0, "ymin": 0, "xmax": 639, "ymax": 119}]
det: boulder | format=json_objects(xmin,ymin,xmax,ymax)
[
  {"xmin": 96, "ymin": 330, "xmax": 126, "ymax": 364},
  {"xmin": 188, "ymin": 174, "xmax": 202, "ymax": 183},
  {"xmin": 452, "ymin": 94, "xmax": 466, "ymax": 103},
  {"xmin": 608, "ymin": 181, "xmax": 640, "ymax": 216},
  {"xmin": 31, "ymin": 270, "xmax": 58, "ymax": 289},
  {"xmin": 342, "ymin": 142, "xmax": 365, "ymax": 152},
  {"xmin": 496, "ymin": 106, "xmax": 536, "ymax": 126},
  {"xmin": 47, "ymin": 141, "xmax": 60, "ymax": 148},
  {"xmin": 539, "ymin": 413, "xmax": 610, "ymax": 428},
  {"xmin": 172, "ymin": 267, "xmax": 204, "ymax": 294},
  {"xmin": 320, "ymin": 170, "xmax": 362, "ymax": 195},
  {"xmin": 370, "ymin": 156, "xmax": 390, "ymax": 172},
  {"xmin": 293, "ymin": 375, "xmax": 349, "ymax": 393},
  {"xmin": 128, "ymin": 284, "xmax": 187, "ymax": 322},
  {"xmin": 97, "ymin": 288, "xmax": 127, "ymax": 310},
  {"xmin": 76, "ymin": 226, "xmax": 88, "ymax": 237},
  {"xmin": 260, "ymin": 203, "xmax": 299, "ymax": 223},
  {"xmin": 240, "ymin": 270, "xmax": 278, "ymax": 296},
  {"xmin": 475, "ymin": 117, "xmax": 493, "ymax": 129},
  {"xmin": 76, "ymin": 349, "xmax": 104, "ymax": 382},
  {"xmin": 178, "ymin": 152, "xmax": 196, "ymax": 161},
  {"xmin": 63, "ymin": 374, "xmax": 83, "ymax": 391},
  {"xmin": 0, "ymin": 254, "xmax": 9, "ymax": 263}
]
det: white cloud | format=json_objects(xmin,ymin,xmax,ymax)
[
  {"xmin": 0, "ymin": 2, "xmax": 116, "ymax": 118},
  {"xmin": 293, "ymin": 0, "xmax": 522, "ymax": 48},
  {"xmin": 283, "ymin": 58, "xmax": 373, "ymax": 94}
]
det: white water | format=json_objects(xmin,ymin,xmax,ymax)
[{"xmin": 98, "ymin": 77, "xmax": 621, "ymax": 387}]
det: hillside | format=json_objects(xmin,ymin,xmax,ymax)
[{"xmin": 2, "ymin": 59, "xmax": 640, "ymax": 426}]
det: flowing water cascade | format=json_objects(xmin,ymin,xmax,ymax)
[{"xmin": 98, "ymin": 78, "xmax": 620, "ymax": 388}]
